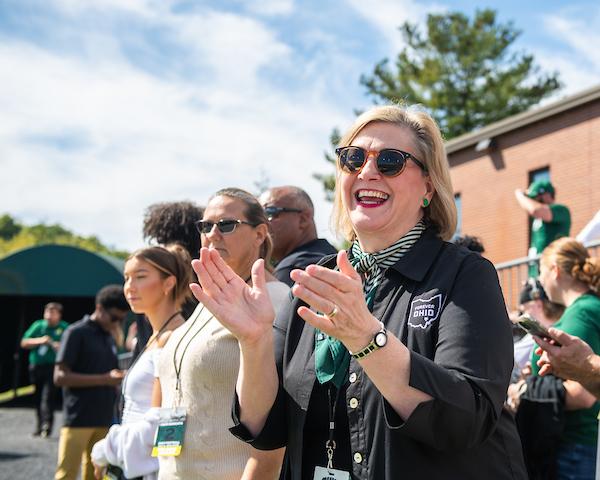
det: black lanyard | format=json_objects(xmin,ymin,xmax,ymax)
[
  {"xmin": 172, "ymin": 305, "xmax": 208, "ymax": 397},
  {"xmin": 171, "ymin": 277, "xmax": 249, "ymax": 398},
  {"xmin": 326, "ymin": 384, "xmax": 342, "ymax": 469},
  {"xmin": 121, "ymin": 310, "xmax": 181, "ymax": 396}
]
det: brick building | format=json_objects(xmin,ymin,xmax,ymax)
[{"xmin": 447, "ymin": 84, "xmax": 600, "ymax": 266}]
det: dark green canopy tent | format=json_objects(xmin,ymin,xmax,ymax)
[
  {"xmin": 0, "ymin": 244, "xmax": 124, "ymax": 296},
  {"xmin": 0, "ymin": 245, "xmax": 125, "ymax": 393}
]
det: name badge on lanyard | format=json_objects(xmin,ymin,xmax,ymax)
[
  {"xmin": 151, "ymin": 406, "xmax": 187, "ymax": 457},
  {"xmin": 313, "ymin": 466, "xmax": 350, "ymax": 480},
  {"xmin": 313, "ymin": 386, "xmax": 351, "ymax": 480}
]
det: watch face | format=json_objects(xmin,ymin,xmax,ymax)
[{"xmin": 374, "ymin": 331, "xmax": 387, "ymax": 348}]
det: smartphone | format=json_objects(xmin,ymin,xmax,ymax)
[{"xmin": 516, "ymin": 313, "xmax": 561, "ymax": 346}]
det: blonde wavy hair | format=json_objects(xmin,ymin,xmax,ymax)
[
  {"xmin": 331, "ymin": 104, "xmax": 457, "ymax": 241},
  {"xmin": 541, "ymin": 237, "xmax": 600, "ymax": 293}
]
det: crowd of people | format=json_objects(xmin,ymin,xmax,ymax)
[{"xmin": 17, "ymin": 103, "xmax": 600, "ymax": 480}]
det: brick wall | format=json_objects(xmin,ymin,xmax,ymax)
[{"xmin": 448, "ymin": 99, "xmax": 600, "ymax": 266}]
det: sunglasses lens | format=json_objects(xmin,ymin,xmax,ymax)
[
  {"xmin": 264, "ymin": 207, "xmax": 279, "ymax": 219},
  {"xmin": 196, "ymin": 221, "xmax": 210, "ymax": 234},
  {"xmin": 217, "ymin": 221, "xmax": 237, "ymax": 234},
  {"xmin": 339, "ymin": 147, "xmax": 365, "ymax": 173},
  {"xmin": 377, "ymin": 150, "xmax": 406, "ymax": 176}
]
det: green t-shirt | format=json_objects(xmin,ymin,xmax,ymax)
[
  {"xmin": 22, "ymin": 319, "xmax": 70, "ymax": 366},
  {"xmin": 530, "ymin": 203, "xmax": 571, "ymax": 255},
  {"xmin": 531, "ymin": 293, "xmax": 600, "ymax": 445},
  {"xmin": 528, "ymin": 203, "xmax": 571, "ymax": 277}
]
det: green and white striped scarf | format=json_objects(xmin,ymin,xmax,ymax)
[{"xmin": 314, "ymin": 220, "xmax": 426, "ymax": 388}]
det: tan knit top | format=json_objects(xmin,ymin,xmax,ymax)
[{"xmin": 157, "ymin": 281, "xmax": 290, "ymax": 479}]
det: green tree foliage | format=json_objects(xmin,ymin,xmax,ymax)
[
  {"xmin": 362, "ymin": 9, "xmax": 560, "ymax": 139},
  {"xmin": 0, "ymin": 214, "xmax": 129, "ymax": 259},
  {"xmin": 316, "ymin": 9, "xmax": 561, "ymax": 198},
  {"xmin": 312, "ymin": 128, "xmax": 341, "ymax": 202},
  {"xmin": 0, "ymin": 214, "xmax": 22, "ymax": 240}
]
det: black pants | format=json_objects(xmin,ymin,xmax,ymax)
[{"xmin": 29, "ymin": 363, "xmax": 57, "ymax": 433}]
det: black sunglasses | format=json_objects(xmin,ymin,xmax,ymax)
[
  {"xmin": 194, "ymin": 219, "xmax": 257, "ymax": 235},
  {"xmin": 264, "ymin": 206, "xmax": 302, "ymax": 221},
  {"xmin": 336, "ymin": 146, "xmax": 427, "ymax": 177}
]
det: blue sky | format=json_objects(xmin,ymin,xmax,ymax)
[{"xmin": 1, "ymin": 0, "xmax": 599, "ymax": 251}]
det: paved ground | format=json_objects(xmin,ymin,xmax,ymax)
[{"xmin": 0, "ymin": 406, "xmax": 62, "ymax": 479}]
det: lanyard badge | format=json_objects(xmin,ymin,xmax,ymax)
[
  {"xmin": 313, "ymin": 466, "xmax": 350, "ymax": 480},
  {"xmin": 312, "ymin": 386, "xmax": 350, "ymax": 480},
  {"xmin": 151, "ymin": 406, "xmax": 187, "ymax": 457}
]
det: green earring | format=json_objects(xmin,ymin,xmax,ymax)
[{"xmin": 422, "ymin": 197, "xmax": 430, "ymax": 207}]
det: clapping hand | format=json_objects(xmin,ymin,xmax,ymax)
[
  {"xmin": 190, "ymin": 247, "xmax": 275, "ymax": 346},
  {"xmin": 290, "ymin": 250, "xmax": 380, "ymax": 353}
]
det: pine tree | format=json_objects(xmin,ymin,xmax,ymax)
[{"xmin": 315, "ymin": 9, "xmax": 561, "ymax": 198}]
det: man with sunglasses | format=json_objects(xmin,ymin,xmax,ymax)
[
  {"xmin": 54, "ymin": 285, "xmax": 130, "ymax": 480},
  {"xmin": 260, "ymin": 186, "xmax": 337, "ymax": 287},
  {"xmin": 514, "ymin": 179, "xmax": 571, "ymax": 277}
]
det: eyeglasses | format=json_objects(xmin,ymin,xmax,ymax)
[
  {"xmin": 264, "ymin": 206, "xmax": 302, "ymax": 221},
  {"xmin": 195, "ymin": 219, "xmax": 257, "ymax": 235},
  {"xmin": 336, "ymin": 146, "xmax": 427, "ymax": 177}
]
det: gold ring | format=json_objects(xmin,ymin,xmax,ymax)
[{"xmin": 327, "ymin": 305, "xmax": 338, "ymax": 318}]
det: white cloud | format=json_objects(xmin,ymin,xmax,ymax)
[
  {"xmin": 17, "ymin": 1, "xmax": 600, "ymax": 255},
  {"xmin": 172, "ymin": 10, "xmax": 293, "ymax": 90},
  {"xmin": 543, "ymin": 13, "xmax": 600, "ymax": 66},
  {"xmin": 536, "ymin": 9, "xmax": 600, "ymax": 98},
  {"xmin": 345, "ymin": 0, "xmax": 445, "ymax": 52},
  {"xmin": 51, "ymin": 0, "xmax": 161, "ymax": 18},
  {"xmin": 246, "ymin": 0, "xmax": 294, "ymax": 16},
  {"xmin": 0, "ymin": 5, "xmax": 353, "ymax": 251}
]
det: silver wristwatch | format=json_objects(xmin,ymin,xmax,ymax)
[{"xmin": 349, "ymin": 322, "xmax": 388, "ymax": 359}]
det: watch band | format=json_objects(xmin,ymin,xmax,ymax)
[{"xmin": 349, "ymin": 322, "xmax": 386, "ymax": 359}]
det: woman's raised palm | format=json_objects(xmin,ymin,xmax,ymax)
[{"xmin": 190, "ymin": 248, "xmax": 275, "ymax": 344}]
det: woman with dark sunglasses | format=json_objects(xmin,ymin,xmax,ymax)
[
  {"xmin": 155, "ymin": 188, "xmax": 288, "ymax": 480},
  {"xmin": 191, "ymin": 106, "xmax": 527, "ymax": 479}
]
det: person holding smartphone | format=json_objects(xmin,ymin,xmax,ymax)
[
  {"xmin": 531, "ymin": 237, "xmax": 600, "ymax": 479},
  {"xmin": 54, "ymin": 286, "xmax": 130, "ymax": 480},
  {"xmin": 512, "ymin": 279, "xmax": 564, "ymax": 376},
  {"xmin": 536, "ymin": 329, "xmax": 600, "ymax": 400}
]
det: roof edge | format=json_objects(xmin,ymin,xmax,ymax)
[
  {"xmin": 0, "ymin": 244, "xmax": 124, "ymax": 274},
  {"xmin": 445, "ymin": 83, "xmax": 600, "ymax": 154}
]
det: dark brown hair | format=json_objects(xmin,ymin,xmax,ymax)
[
  {"xmin": 44, "ymin": 302, "xmax": 63, "ymax": 314},
  {"xmin": 127, "ymin": 244, "xmax": 193, "ymax": 307},
  {"xmin": 142, "ymin": 201, "xmax": 204, "ymax": 259}
]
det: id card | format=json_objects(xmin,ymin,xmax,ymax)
[
  {"xmin": 313, "ymin": 466, "xmax": 351, "ymax": 480},
  {"xmin": 151, "ymin": 407, "xmax": 187, "ymax": 457}
]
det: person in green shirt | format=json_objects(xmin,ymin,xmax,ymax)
[
  {"xmin": 530, "ymin": 237, "xmax": 600, "ymax": 478},
  {"xmin": 21, "ymin": 302, "xmax": 69, "ymax": 437},
  {"xmin": 536, "ymin": 329, "xmax": 600, "ymax": 400},
  {"xmin": 514, "ymin": 179, "xmax": 571, "ymax": 277}
]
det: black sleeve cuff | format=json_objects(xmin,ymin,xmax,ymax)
[
  {"xmin": 378, "ymin": 351, "xmax": 498, "ymax": 450},
  {"xmin": 229, "ymin": 386, "xmax": 288, "ymax": 450}
]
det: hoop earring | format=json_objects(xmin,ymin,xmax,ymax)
[{"xmin": 422, "ymin": 197, "xmax": 430, "ymax": 207}]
